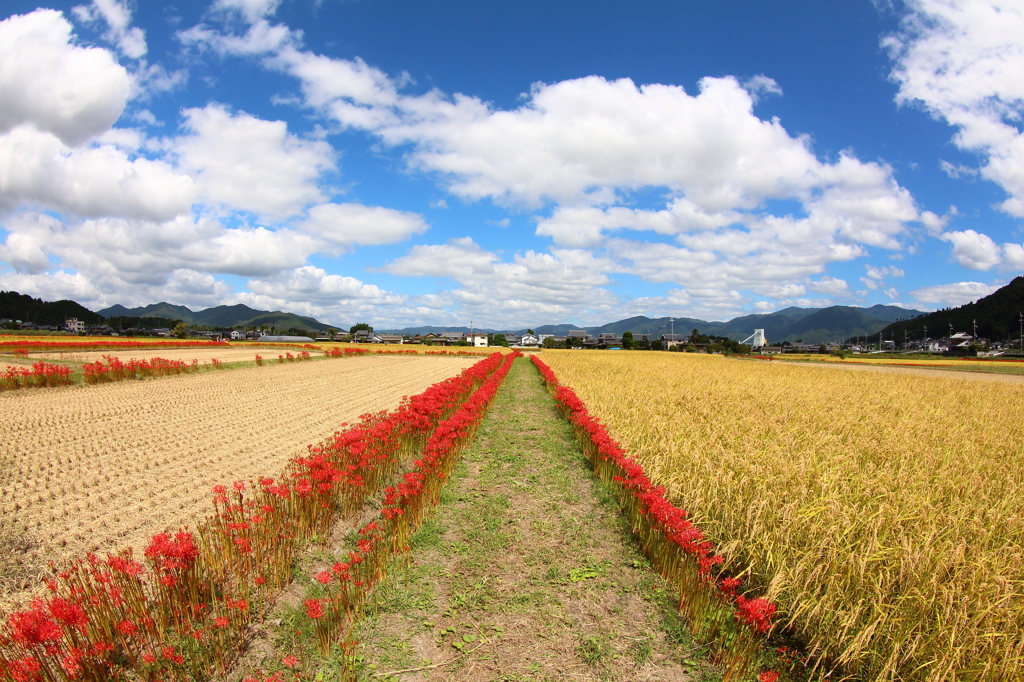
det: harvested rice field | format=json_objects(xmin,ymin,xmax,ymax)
[
  {"xmin": 28, "ymin": 346, "xmax": 316, "ymax": 365},
  {"xmin": 0, "ymin": 354, "xmax": 476, "ymax": 610}
]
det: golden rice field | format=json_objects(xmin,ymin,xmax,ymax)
[
  {"xmin": 0, "ymin": 355, "xmax": 476, "ymax": 611},
  {"xmin": 540, "ymin": 350, "xmax": 1024, "ymax": 682}
]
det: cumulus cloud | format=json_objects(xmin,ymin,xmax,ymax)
[
  {"xmin": 380, "ymin": 237, "xmax": 619, "ymax": 326},
  {"xmin": 910, "ymin": 280, "xmax": 1000, "ymax": 306},
  {"xmin": 171, "ymin": 104, "xmax": 335, "ymax": 220},
  {"xmin": 0, "ymin": 9, "xmax": 130, "ymax": 146},
  {"xmin": 942, "ymin": 229, "xmax": 1005, "ymax": 270},
  {"xmin": 886, "ymin": 1, "xmax": 1024, "ymax": 216},
  {"xmin": 0, "ymin": 125, "xmax": 195, "ymax": 220},
  {"xmin": 0, "ymin": 211, "xmax": 325, "ymax": 289},
  {"xmin": 300, "ymin": 203, "xmax": 428, "ymax": 251}
]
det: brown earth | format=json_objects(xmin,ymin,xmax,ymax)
[
  {"xmin": 27, "ymin": 346, "xmax": 317, "ymax": 365},
  {"xmin": 0, "ymin": 355, "xmax": 477, "ymax": 612}
]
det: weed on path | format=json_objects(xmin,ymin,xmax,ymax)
[{"xmin": 355, "ymin": 358, "xmax": 719, "ymax": 681}]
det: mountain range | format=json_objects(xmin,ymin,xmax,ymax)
[
  {"xmin": 520, "ymin": 304, "xmax": 924, "ymax": 344},
  {"xmin": 96, "ymin": 302, "xmax": 330, "ymax": 331},
  {"xmin": 378, "ymin": 304, "xmax": 924, "ymax": 344},
  {"xmin": 9, "ymin": 288, "xmax": 1006, "ymax": 344}
]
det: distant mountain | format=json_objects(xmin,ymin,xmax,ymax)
[
  {"xmin": 1, "ymin": 291, "xmax": 103, "ymax": 327},
  {"xmin": 385, "ymin": 325, "xmax": 501, "ymax": 336},
  {"xmin": 873, "ymin": 276, "xmax": 1024, "ymax": 342},
  {"xmin": 96, "ymin": 302, "xmax": 331, "ymax": 331},
  {"xmin": 530, "ymin": 323, "xmax": 585, "ymax": 335},
  {"xmin": 98, "ymin": 302, "xmax": 194, "ymax": 321},
  {"xmin": 526, "ymin": 304, "xmax": 926, "ymax": 344}
]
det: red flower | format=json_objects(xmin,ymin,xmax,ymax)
[
  {"xmin": 315, "ymin": 570, "xmax": 333, "ymax": 584},
  {"xmin": 759, "ymin": 672, "xmax": 780, "ymax": 682},
  {"xmin": 116, "ymin": 619, "xmax": 138, "ymax": 636},
  {"xmin": 304, "ymin": 598, "xmax": 324, "ymax": 619}
]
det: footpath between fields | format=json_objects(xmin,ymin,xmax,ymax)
[{"xmin": 350, "ymin": 357, "xmax": 720, "ymax": 682}]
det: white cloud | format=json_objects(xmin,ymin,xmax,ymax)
[
  {"xmin": 72, "ymin": 0, "xmax": 147, "ymax": 59},
  {"xmin": 213, "ymin": 0, "xmax": 282, "ymax": 23},
  {"xmin": 0, "ymin": 125, "xmax": 195, "ymax": 220},
  {"xmin": 0, "ymin": 9, "xmax": 130, "ymax": 146},
  {"xmin": 380, "ymin": 237, "xmax": 619, "ymax": 327},
  {"xmin": 245, "ymin": 265, "xmax": 400, "ymax": 306},
  {"xmin": 886, "ymin": 1, "xmax": 1024, "ymax": 216},
  {"xmin": 942, "ymin": 229, "xmax": 1003, "ymax": 270},
  {"xmin": 0, "ymin": 212, "xmax": 320, "ymax": 288},
  {"xmin": 300, "ymin": 203, "xmax": 428, "ymax": 251},
  {"xmin": 939, "ymin": 159, "xmax": 978, "ymax": 179},
  {"xmin": 808, "ymin": 276, "xmax": 850, "ymax": 295},
  {"xmin": 865, "ymin": 265, "xmax": 905, "ymax": 280},
  {"xmin": 911, "ymin": 280, "xmax": 1000, "ymax": 306},
  {"xmin": 741, "ymin": 75, "xmax": 783, "ymax": 102},
  {"xmin": 171, "ymin": 104, "xmax": 335, "ymax": 220}
]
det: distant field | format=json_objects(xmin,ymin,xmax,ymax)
[
  {"xmin": 0, "ymin": 355, "xmax": 477, "ymax": 610},
  {"xmin": 29, "ymin": 346, "xmax": 315, "ymax": 365},
  {"xmin": 777, "ymin": 353, "xmax": 1024, "ymax": 375},
  {"xmin": 541, "ymin": 350, "xmax": 1024, "ymax": 682}
]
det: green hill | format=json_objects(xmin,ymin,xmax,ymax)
[
  {"xmin": 873, "ymin": 276, "xmax": 1024, "ymax": 343},
  {"xmin": 96, "ymin": 302, "xmax": 331, "ymax": 331},
  {"xmin": 0, "ymin": 291, "xmax": 103, "ymax": 327}
]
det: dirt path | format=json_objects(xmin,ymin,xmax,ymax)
[{"xmin": 354, "ymin": 358, "xmax": 714, "ymax": 681}]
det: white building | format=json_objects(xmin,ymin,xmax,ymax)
[{"xmin": 64, "ymin": 317, "xmax": 85, "ymax": 333}]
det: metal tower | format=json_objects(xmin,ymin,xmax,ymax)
[{"xmin": 741, "ymin": 329, "xmax": 767, "ymax": 348}]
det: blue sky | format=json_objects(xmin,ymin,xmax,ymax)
[{"xmin": 1, "ymin": 0, "xmax": 1023, "ymax": 329}]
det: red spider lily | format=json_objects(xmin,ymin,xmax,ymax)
[
  {"xmin": 8, "ymin": 601, "xmax": 63, "ymax": 645},
  {"xmin": 304, "ymin": 599, "xmax": 324, "ymax": 620}
]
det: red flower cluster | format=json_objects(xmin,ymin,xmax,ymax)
[
  {"xmin": 82, "ymin": 355, "xmax": 201, "ymax": 384},
  {"xmin": 1, "ymin": 361, "xmax": 73, "ymax": 391}
]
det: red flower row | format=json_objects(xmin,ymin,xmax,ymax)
[
  {"xmin": 0, "ymin": 353, "xmax": 515, "ymax": 682},
  {"xmin": 1, "ymin": 362, "xmax": 73, "ymax": 391},
  {"xmin": 530, "ymin": 355, "xmax": 780, "ymax": 681}
]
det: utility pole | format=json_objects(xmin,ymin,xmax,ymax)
[{"xmin": 1019, "ymin": 312, "xmax": 1022, "ymax": 356}]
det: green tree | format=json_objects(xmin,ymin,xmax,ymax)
[
  {"xmin": 651, "ymin": 339, "xmax": 663, "ymax": 351},
  {"xmin": 527, "ymin": 328, "xmax": 534, "ymax": 335},
  {"xmin": 172, "ymin": 322, "xmax": 189, "ymax": 339},
  {"xmin": 622, "ymin": 331, "xmax": 634, "ymax": 350},
  {"xmin": 491, "ymin": 333, "xmax": 509, "ymax": 347},
  {"xmin": 350, "ymin": 323, "xmax": 373, "ymax": 334},
  {"xmin": 327, "ymin": 328, "xmax": 336, "ymax": 341}
]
